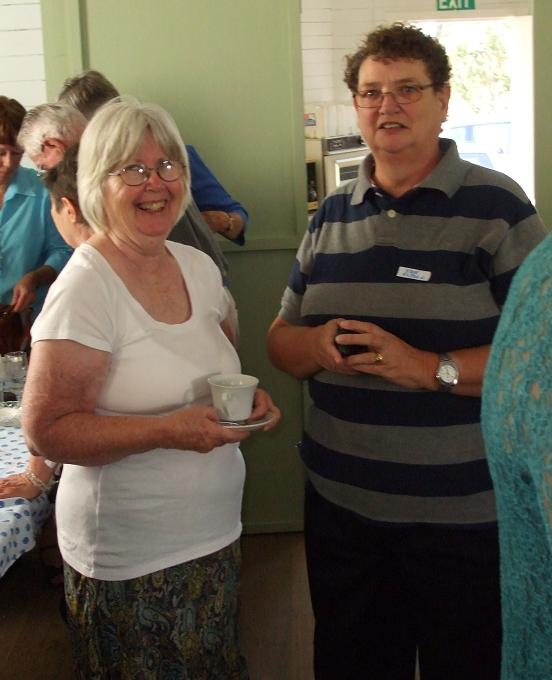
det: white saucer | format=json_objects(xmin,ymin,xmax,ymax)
[{"xmin": 219, "ymin": 412, "xmax": 275, "ymax": 431}]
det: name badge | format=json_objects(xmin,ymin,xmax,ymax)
[{"xmin": 396, "ymin": 266, "xmax": 431, "ymax": 282}]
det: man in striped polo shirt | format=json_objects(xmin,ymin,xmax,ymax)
[{"xmin": 268, "ymin": 22, "xmax": 547, "ymax": 680}]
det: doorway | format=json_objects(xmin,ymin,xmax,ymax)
[{"xmin": 417, "ymin": 16, "xmax": 534, "ymax": 200}]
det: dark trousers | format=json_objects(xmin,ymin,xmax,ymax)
[{"xmin": 304, "ymin": 483, "xmax": 501, "ymax": 680}]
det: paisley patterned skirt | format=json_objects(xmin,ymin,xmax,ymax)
[{"xmin": 64, "ymin": 540, "xmax": 248, "ymax": 680}]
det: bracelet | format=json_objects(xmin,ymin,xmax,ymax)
[
  {"xmin": 22, "ymin": 468, "xmax": 53, "ymax": 493},
  {"xmin": 223, "ymin": 212, "xmax": 234, "ymax": 237}
]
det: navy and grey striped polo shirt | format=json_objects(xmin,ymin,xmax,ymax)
[{"xmin": 279, "ymin": 139, "xmax": 547, "ymax": 526}]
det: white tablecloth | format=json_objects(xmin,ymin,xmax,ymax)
[{"xmin": 0, "ymin": 427, "xmax": 52, "ymax": 578}]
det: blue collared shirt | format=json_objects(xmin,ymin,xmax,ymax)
[{"xmin": 0, "ymin": 166, "xmax": 73, "ymax": 320}]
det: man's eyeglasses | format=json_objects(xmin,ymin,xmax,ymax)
[
  {"xmin": 353, "ymin": 83, "xmax": 437, "ymax": 109},
  {"xmin": 108, "ymin": 159, "xmax": 185, "ymax": 186}
]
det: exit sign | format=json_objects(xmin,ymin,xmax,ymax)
[{"xmin": 437, "ymin": 0, "xmax": 475, "ymax": 9}]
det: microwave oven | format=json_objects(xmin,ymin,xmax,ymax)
[
  {"xmin": 304, "ymin": 136, "xmax": 369, "ymax": 211},
  {"xmin": 322, "ymin": 135, "xmax": 368, "ymax": 195},
  {"xmin": 323, "ymin": 148, "xmax": 368, "ymax": 194}
]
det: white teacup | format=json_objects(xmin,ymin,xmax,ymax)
[{"xmin": 208, "ymin": 373, "xmax": 259, "ymax": 422}]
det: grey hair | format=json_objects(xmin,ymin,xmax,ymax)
[
  {"xmin": 17, "ymin": 102, "xmax": 87, "ymax": 157},
  {"xmin": 58, "ymin": 69, "xmax": 120, "ymax": 120},
  {"xmin": 77, "ymin": 96, "xmax": 190, "ymax": 234}
]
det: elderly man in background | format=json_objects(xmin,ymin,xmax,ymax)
[
  {"xmin": 17, "ymin": 102, "xmax": 86, "ymax": 172},
  {"xmin": 267, "ymin": 22, "xmax": 547, "ymax": 680}
]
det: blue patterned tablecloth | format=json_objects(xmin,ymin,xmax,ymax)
[{"xmin": 0, "ymin": 427, "xmax": 52, "ymax": 578}]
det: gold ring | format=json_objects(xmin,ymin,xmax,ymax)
[{"xmin": 374, "ymin": 352, "xmax": 383, "ymax": 364}]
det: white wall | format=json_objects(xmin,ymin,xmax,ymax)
[
  {"xmin": 301, "ymin": 0, "xmax": 533, "ymax": 105},
  {"xmin": 0, "ymin": 0, "xmax": 46, "ymax": 108},
  {"xmin": 301, "ymin": 1, "xmax": 334, "ymax": 104}
]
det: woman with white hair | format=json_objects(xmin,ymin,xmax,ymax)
[{"xmin": 22, "ymin": 97, "xmax": 279, "ymax": 679}]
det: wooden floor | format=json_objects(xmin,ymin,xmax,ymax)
[
  {"xmin": 0, "ymin": 533, "xmax": 314, "ymax": 680},
  {"xmin": 240, "ymin": 533, "xmax": 314, "ymax": 680}
]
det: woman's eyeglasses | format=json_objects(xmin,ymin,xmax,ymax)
[{"xmin": 108, "ymin": 159, "xmax": 185, "ymax": 186}]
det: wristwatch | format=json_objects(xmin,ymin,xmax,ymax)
[{"xmin": 435, "ymin": 353, "xmax": 459, "ymax": 391}]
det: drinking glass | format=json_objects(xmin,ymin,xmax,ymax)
[{"xmin": 4, "ymin": 351, "xmax": 28, "ymax": 404}]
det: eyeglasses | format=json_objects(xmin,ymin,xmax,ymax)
[
  {"xmin": 354, "ymin": 83, "xmax": 437, "ymax": 108},
  {"xmin": 108, "ymin": 159, "xmax": 185, "ymax": 186}
]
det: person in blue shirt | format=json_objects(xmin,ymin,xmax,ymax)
[
  {"xmin": 185, "ymin": 143, "xmax": 247, "ymax": 245},
  {"xmin": 0, "ymin": 96, "xmax": 72, "ymax": 323}
]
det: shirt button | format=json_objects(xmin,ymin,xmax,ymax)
[{"xmin": 387, "ymin": 209, "xmax": 397, "ymax": 218}]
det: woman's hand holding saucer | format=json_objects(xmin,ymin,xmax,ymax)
[{"xmin": 165, "ymin": 405, "xmax": 251, "ymax": 453}]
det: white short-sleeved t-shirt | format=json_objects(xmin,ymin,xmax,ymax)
[{"xmin": 32, "ymin": 241, "xmax": 245, "ymax": 580}]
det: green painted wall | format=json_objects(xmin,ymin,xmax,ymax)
[{"xmin": 40, "ymin": 0, "xmax": 307, "ymax": 533}]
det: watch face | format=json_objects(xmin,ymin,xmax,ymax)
[{"xmin": 439, "ymin": 363, "xmax": 458, "ymax": 384}]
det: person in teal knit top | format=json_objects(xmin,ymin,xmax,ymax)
[{"xmin": 482, "ymin": 231, "xmax": 552, "ymax": 679}]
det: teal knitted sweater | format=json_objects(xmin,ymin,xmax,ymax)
[{"xmin": 482, "ymin": 232, "xmax": 552, "ymax": 679}]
